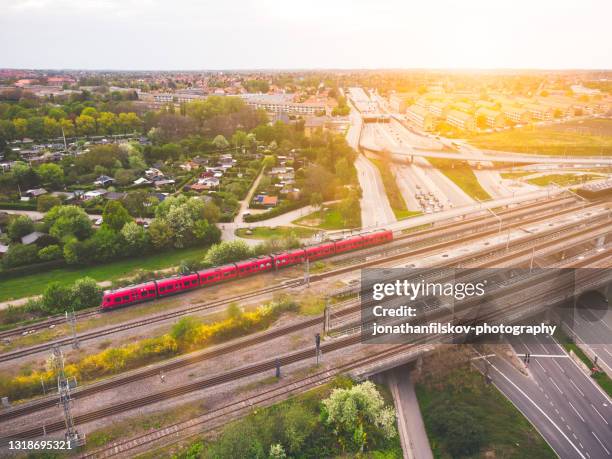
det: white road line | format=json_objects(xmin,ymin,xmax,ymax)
[
  {"xmin": 554, "ymin": 359, "xmax": 565, "ymax": 373},
  {"xmin": 604, "ymin": 348, "xmax": 612, "ymax": 358},
  {"xmin": 570, "ymin": 379, "xmax": 585, "ymax": 397},
  {"xmin": 517, "ymin": 354, "xmax": 568, "ymax": 358},
  {"xmin": 569, "ymin": 401, "xmax": 585, "ymax": 422},
  {"xmin": 550, "ymin": 378, "xmax": 564, "ymax": 395},
  {"xmin": 592, "ymin": 431, "xmax": 610, "ymax": 456},
  {"xmin": 591, "ymin": 404, "xmax": 609, "ymax": 425},
  {"xmin": 537, "ymin": 360, "xmax": 546, "ymax": 372},
  {"xmin": 489, "ymin": 362, "xmax": 586, "ymax": 459}
]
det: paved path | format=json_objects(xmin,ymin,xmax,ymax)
[{"xmin": 388, "ymin": 367, "xmax": 434, "ymax": 459}]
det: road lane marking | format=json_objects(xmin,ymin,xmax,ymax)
[
  {"xmin": 591, "ymin": 404, "xmax": 609, "ymax": 425},
  {"xmin": 550, "ymin": 378, "xmax": 564, "ymax": 394},
  {"xmin": 570, "ymin": 379, "xmax": 585, "ymax": 397},
  {"xmin": 537, "ymin": 360, "xmax": 547, "ymax": 372},
  {"xmin": 489, "ymin": 362, "xmax": 586, "ymax": 459},
  {"xmin": 591, "ymin": 431, "xmax": 610, "ymax": 455},
  {"xmin": 554, "ymin": 359, "xmax": 565, "ymax": 373},
  {"xmin": 569, "ymin": 401, "xmax": 585, "ymax": 422}
]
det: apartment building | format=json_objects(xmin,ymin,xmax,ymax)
[
  {"xmin": 406, "ymin": 105, "xmax": 436, "ymax": 131},
  {"xmin": 502, "ymin": 106, "xmax": 531, "ymax": 124},
  {"xmin": 475, "ymin": 107, "xmax": 505, "ymax": 128},
  {"xmin": 389, "ymin": 93, "xmax": 416, "ymax": 113},
  {"xmin": 428, "ymin": 101, "xmax": 449, "ymax": 118},
  {"xmin": 524, "ymin": 103, "xmax": 553, "ymax": 121},
  {"xmin": 446, "ymin": 110, "xmax": 476, "ymax": 131},
  {"xmin": 240, "ymin": 93, "xmax": 326, "ymax": 115}
]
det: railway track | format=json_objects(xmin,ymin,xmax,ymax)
[
  {"xmin": 81, "ymin": 343, "xmax": 421, "ymax": 458},
  {"xmin": 3, "ymin": 262, "xmax": 608, "ymax": 444},
  {"xmin": 1, "ymin": 214, "xmax": 608, "ymax": 422},
  {"xmin": 0, "ymin": 201, "xmax": 603, "ymax": 364},
  {"xmin": 0, "ymin": 195, "xmax": 578, "ymax": 341}
]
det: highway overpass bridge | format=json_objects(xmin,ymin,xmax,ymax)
[{"xmin": 360, "ymin": 137, "xmax": 612, "ymax": 166}]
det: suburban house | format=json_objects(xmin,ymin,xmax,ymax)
[
  {"xmin": 21, "ymin": 231, "xmax": 45, "ymax": 245},
  {"xmin": 94, "ymin": 175, "xmax": 115, "ymax": 187},
  {"xmin": 24, "ymin": 188, "xmax": 47, "ymax": 199}
]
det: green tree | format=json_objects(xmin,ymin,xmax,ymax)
[
  {"xmin": 38, "ymin": 244, "xmax": 63, "ymax": 261},
  {"xmin": 97, "ymin": 111, "xmax": 117, "ymax": 134},
  {"xmin": 2, "ymin": 244, "xmax": 38, "ymax": 268},
  {"xmin": 71, "ymin": 277, "xmax": 103, "ymax": 310},
  {"xmin": 45, "ymin": 205, "xmax": 93, "ymax": 241},
  {"xmin": 42, "ymin": 282, "xmax": 73, "ymax": 313},
  {"xmin": 37, "ymin": 194, "xmax": 62, "ymax": 212},
  {"xmin": 36, "ymin": 163, "xmax": 64, "ymax": 189},
  {"xmin": 121, "ymin": 221, "xmax": 149, "ymax": 254},
  {"xmin": 428, "ymin": 403, "xmax": 484, "ymax": 457},
  {"xmin": 102, "ymin": 201, "xmax": 133, "ymax": 231},
  {"xmin": 75, "ymin": 114, "xmax": 96, "ymax": 136},
  {"xmin": 213, "ymin": 134, "xmax": 230, "ymax": 149},
  {"xmin": 8, "ymin": 215, "xmax": 34, "ymax": 241},
  {"xmin": 148, "ymin": 219, "xmax": 173, "ymax": 249},
  {"xmin": 322, "ymin": 381, "xmax": 396, "ymax": 452},
  {"xmin": 309, "ymin": 192, "xmax": 323, "ymax": 210},
  {"xmin": 204, "ymin": 240, "xmax": 253, "ymax": 266},
  {"xmin": 114, "ymin": 168, "xmax": 135, "ymax": 186}
]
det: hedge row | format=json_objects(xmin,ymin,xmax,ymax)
[
  {"xmin": 0, "ymin": 259, "xmax": 67, "ymax": 280},
  {"xmin": 0, "ymin": 202, "xmax": 37, "ymax": 210},
  {"xmin": 243, "ymin": 199, "xmax": 307, "ymax": 223}
]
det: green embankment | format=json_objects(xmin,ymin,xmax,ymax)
[
  {"xmin": 426, "ymin": 157, "xmax": 491, "ymax": 201},
  {"xmin": 0, "ymin": 246, "xmax": 207, "ymax": 303},
  {"xmin": 416, "ymin": 367, "xmax": 556, "ymax": 458},
  {"xmin": 370, "ymin": 158, "xmax": 422, "ymax": 220}
]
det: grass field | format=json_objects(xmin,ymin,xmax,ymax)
[
  {"xmin": 470, "ymin": 119, "xmax": 612, "ymax": 156},
  {"xmin": 554, "ymin": 328, "xmax": 612, "ymax": 398},
  {"xmin": 416, "ymin": 367, "xmax": 556, "ymax": 459},
  {"xmin": 527, "ymin": 173, "xmax": 604, "ymax": 187},
  {"xmin": 235, "ymin": 226, "xmax": 318, "ymax": 239},
  {"xmin": 370, "ymin": 158, "xmax": 410, "ymax": 217},
  {"xmin": 0, "ymin": 246, "xmax": 208, "ymax": 303},
  {"xmin": 426, "ymin": 157, "xmax": 492, "ymax": 201},
  {"xmin": 293, "ymin": 204, "xmax": 355, "ymax": 230}
]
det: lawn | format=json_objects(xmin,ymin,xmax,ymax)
[
  {"xmin": 469, "ymin": 120, "xmax": 612, "ymax": 156},
  {"xmin": 235, "ymin": 226, "xmax": 318, "ymax": 240},
  {"xmin": 426, "ymin": 157, "xmax": 492, "ymax": 201},
  {"xmin": 500, "ymin": 171, "xmax": 531, "ymax": 180},
  {"xmin": 0, "ymin": 246, "xmax": 208, "ymax": 303},
  {"xmin": 293, "ymin": 204, "xmax": 356, "ymax": 230},
  {"xmin": 527, "ymin": 173, "xmax": 604, "ymax": 187},
  {"xmin": 370, "ymin": 158, "xmax": 410, "ymax": 217},
  {"xmin": 416, "ymin": 367, "xmax": 556, "ymax": 459},
  {"xmin": 554, "ymin": 328, "xmax": 612, "ymax": 398}
]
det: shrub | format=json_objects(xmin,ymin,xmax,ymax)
[
  {"xmin": 204, "ymin": 240, "xmax": 254, "ymax": 266},
  {"xmin": 38, "ymin": 244, "xmax": 62, "ymax": 261},
  {"xmin": 2, "ymin": 243, "xmax": 39, "ymax": 268}
]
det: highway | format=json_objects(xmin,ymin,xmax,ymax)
[
  {"xmin": 354, "ymin": 153, "xmax": 396, "ymax": 226},
  {"xmin": 346, "ymin": 96, "xmax": 396, "ymax": 227},
  {"xmin": 360, "ymin": 135, "xmax": 612, "ymax": 166},
  {"xmin": 484, "ymin": 334, "xmax": 612, "ymax": 459}
]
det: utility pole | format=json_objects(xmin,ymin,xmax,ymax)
[
  {"xmin": 66, "ymin": 310, "xmax": 79, "ymax": 349},
  {"xmin": 52, "ymin": 346, "xmax": 85, "ymax": 447},
  {"xmin": 323, "ymin": 299, "xmax": 331, "ymax": 333},
  {"xmin": 304, "ymin": 257, "xmax": 310, "ymax": 287}
]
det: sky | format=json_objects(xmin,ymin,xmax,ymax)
[{"xmin": 1, "ymin": 0, "xmax": 611, "ymax": 70}]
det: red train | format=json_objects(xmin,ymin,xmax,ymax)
[{"xmin": 100, "ymin": 229, "xmax": 393, "ymax": 310}]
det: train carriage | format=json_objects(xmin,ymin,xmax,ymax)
[
  {"xmin": 156, "ymin": 273, "xmax": 200, "ymax": 297},
  {"xmin": 273, "ymin": 249, "xmax": 306, "ymax": 268},
  {"xmin": 197, "ymin": 264, "xmax": 238, "ymax": 285},
  {"xmin": 304, "ymin": 242, "xmax": 335, "ymax": 260},
  {"xmin": 101, "ymin": 281, "xmax": 157, "ymax": 310},
  {"xmin": 100, "ymin": 229, "xmax": 393, "ymax": 309},
  {"xmin": 333, "ymin": 235, "xmax": 365, "ymax": 253},
  {"xmin": 362, "ymin": 229, "xmax": 393, "ymax": 247},
  {"xmin": 235, "ymin": 256, "xmax": 274, "ymax": 277}
]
